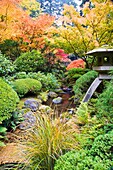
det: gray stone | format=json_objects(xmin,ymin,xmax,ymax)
[
  {"xmin": 19, "ymin": 111, "xmax": 36, "ymax": 130},
  {"xmin": 24, "ymin": 98, "xmax": 39, "ymax": 111},
  {"xmin": 48, "ymin": 91, "xmax": 58, "ymax": 98},
  {"xmin": 52, "ymin": 97, "xmax": 62, "ymax": 104}
]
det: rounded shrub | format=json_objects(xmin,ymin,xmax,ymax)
[
  {"xmin": 14, "ymin": 50, "xmax": 46, "ymax": 72},
  {"xmin": 0, "ymin": 78, "xmax": 19, "ymax": 123},
  {"xmin": 11, "ymin": 78, "xmax": 42, "ymax": 97},
  {"xmin": 0, "ymin": 52, "xmax": 15, "ymax": 77}
]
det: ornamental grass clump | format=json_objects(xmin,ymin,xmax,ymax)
[{"xmin": 19, "ymin": 113, "xmax": 79, "ymax": 170}]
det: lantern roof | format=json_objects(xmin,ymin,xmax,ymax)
[{"xmin": 86, "ymin": 47, "xmax": 113, "ymax": 56}]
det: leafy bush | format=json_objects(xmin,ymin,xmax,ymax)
[
  {"xmin": 11, "ymin": 78, "xmax": 42, "ymax": 97},
  {"xmin": 2, "ymin": 110, "xmax": 24, "ymax": 131},
  {"xmin": 0, "ymin": 39, "xmax": 21, "ymax": 61},
  {"xmin": 0, "ymin": 126, "xmax": 7, "ymax": 147},
  {"xmin": 66, "ymin": 68, "xmax": 89, "ymax": 79},
  {"xmin": 8, "ymin": 71, "xmax": 61, "ymax": 91},
  {"xmin": 54, "ymin": 132, "xmax": 113, "ymax": 170},
  {"xmin": 90, "ymin": 131, "xmax": 113, "ymax": 160},
  {"xmin": 27, "ymin": 72, "xmax": 61, "ymax": 90},
  {"xmin": 19, "ymin": 113, "xmax": 78, "ymax": 170},
  {"xmin": 54, "ymin": 149, "xmax": 111, "ymax": 170},
  {"xmin": 0, "ymin": 78, "xmax": 19, "ymax": 123},
  {"xmin": 96, "ymin": 81, "xmax": 113, "ymax": 121},
  {"xmin": 14, "ymin": 50, "xmax": 46, "ymax": 72},
  {"xmin": 73, "ymin": 70, "xmax": 98, "ymax": 102},
  {"xmin": 0, "ymin": 52, "xmax": 15, "ymax": 77}
]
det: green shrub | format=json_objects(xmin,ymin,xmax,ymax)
[
  {"xmin": 27, "ymin": 72, "xmax": 61, "ymax": 90},
  {"xmin": 96, "ymin": 81, "xmax": 113, "ymax": 121},
  {"xmin": 90, "ymin": 131, "xmax": 113, "ymax": 160},
  {"xmin": 54, "ymin": 149, "xmax": 111, "ymax": 170},
  {"xmin": 0, "ymin": 39, "xmax": 21, "ymax": 61},
  {"xmin": 11, "ymin": 78, "xmax": 42, "ymax": 97},
  {"xmin": 2, "ymin": 110, "xmax": 24, "ymax": 131},
  {"xmin": 0, "ymin": 78, "xmax": 19, "ymax": 123},
  {"xmin": 0, "ymin": 126, "xmax": 7, "ymax": 147},
  {"xmin": 8, "ymin": 71, "xmax": 61, "ymax": 91},
  {"xmin": 73, "ymin": 70, "xmax": 98, "ymax": 102},
  {"xmin": 66, "ymin": 68, "xmax": 90, "ymax": 80},
  {"xmin": 0, "ymin": 52, "xmax": 15, "ymax": 77},
  {"xmin": 14, "ymin": 50, "xmax": 46, "ymax": 72}
]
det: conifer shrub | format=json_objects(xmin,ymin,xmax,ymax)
[
  {"xmin": 14, "ymin": 50, "xmax": 46, "ymax": 72},
  {"xmin": 11, "ymin": 78, "xmax": 42, "ymax": 97},
  {"xmin": 0, "ymin": 78, "xmax": 19, "ymax": 123},
  {"xmin": 96, "ymin": 81, "xmax": 113, "ymax": 121},
  {"xmin": 73, "ymin": 70, "xmax": 98, "ymax": 102}
]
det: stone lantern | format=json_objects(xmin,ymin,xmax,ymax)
[{"xmin": 82, "ymin": 47, "xmax": 113, "ymax": 102}]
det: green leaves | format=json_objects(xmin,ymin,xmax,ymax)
[
  {"xmin": 14, "ymin": 50, "xmax": 46, "ymax": 73},
  {"xmin": 0, "ymin": 52, "xmax": 15, "ymax": 77},
  {"xmin": 11, "ymin": 78, "xmax": 42, "ymax": 98},
  {"xmin": 0, "ymin": 78, "xmax": 19, "ymax": 123},
  {"xmin": 0, "ymin": 126, "xmax": 7, "ymax": 147}
]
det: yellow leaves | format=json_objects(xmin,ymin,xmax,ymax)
[
  {"xmin": 20, "ymin": 0, "xmax": 40, "ymax": 16},
  {"xmin": 50, "ymin": 0, "xmax": 113, "ymax": 56}
]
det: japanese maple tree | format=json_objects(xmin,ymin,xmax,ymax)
[
  {"xmin": 49, "ymin": 0, "xmax": 113, "ymax": 68},
  {"xmin": 0, "ymin": 0, "xmax": 55, "ymax": 53}
]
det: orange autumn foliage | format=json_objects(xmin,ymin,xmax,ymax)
[
  {"xmin": 0, "ymin": 0, "xmax": 55, "ymax": 52},
  {"xmin": 66, "ymin": 59, "xmax": 85, "ymax": 70}
]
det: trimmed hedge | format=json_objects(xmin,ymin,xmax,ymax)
[
  {"xmin": 11, "ymin": 78, "xmax": 42, "ymax": 97},
  {"xmin": 0, "ymin": 78, "xmax": 19, "ymax": 123}
]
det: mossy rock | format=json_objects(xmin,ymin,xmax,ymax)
[
  {"xmin": 11, "ymin": 78, "xmax": 42, "ymax": 97},
  {"xmin": 0, "ymin": 78, "xmax": 19, "ymax": 123}
]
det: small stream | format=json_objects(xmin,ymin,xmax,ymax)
[{"xmin": 46, "ymin": 89, "xmax": 76, "ymax": 114}]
